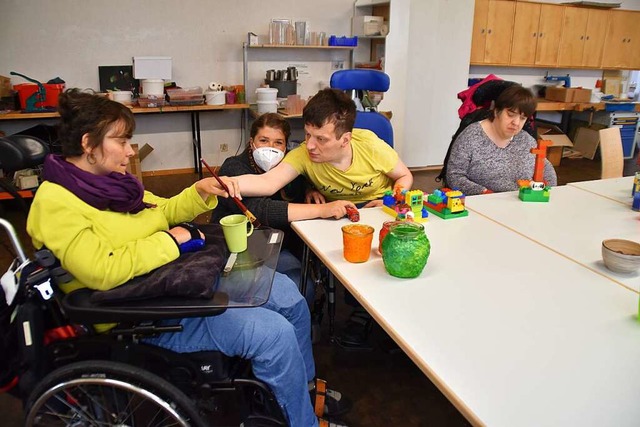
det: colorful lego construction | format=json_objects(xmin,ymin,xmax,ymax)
[
  {"xmin": 518, "ymin": 139, "xmax": 552, "ymax": 202},
  {"xmin": 423, "ymin": 188, "xmax": 469, "ymax": 219},
  {"xmin": 382, "ymin": 187, "xmax": 429, "ymax": 222},
  {"xmin": 382, "ymin": 187, "xmax": 469, "ymax": 221}
]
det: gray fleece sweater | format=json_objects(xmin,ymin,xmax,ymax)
[{"xmin": 446, "ymin": 121, "xmax": 557, "ymax": 195}]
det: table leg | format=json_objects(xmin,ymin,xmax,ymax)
[
  {"xmin": 190, "ymin": 112, "xmax": 203, "ymax": 178},
  {"xmin": 300, "ymin": 244, "xmax": 310, "ymax": 296},
  {"xmin": 327, "ymin": 271, "xmax": 335, "ymax": 338}
]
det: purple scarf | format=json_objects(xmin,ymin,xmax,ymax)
[{"xmin": 42, "ymin": 154, "xmax": 150, "ymax": 214}]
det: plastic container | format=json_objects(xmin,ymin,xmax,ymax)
[
  {"xmin": 167, "ymin": 87, "xmax": 204, "ymax": 106},
  {"xmin": 257, "ymin": 100, "xmax": 278, "ymax": 114},
  {"xmin": 328, "ymin": 36, "xmax": 358, "ymax": 47},
  {"xmin": 14, "ymin": 83, "xmax": 65, "ymax": 110},
  {"xmin": 109, "ymin": 91, "xmax": 133, "ymax": 105},
  {"xmin": 137, "ymin": 94, "xmax": 166, "ymax": 108},
  {"xmin": 141, "ymin": 79, "xmax": 165, "ymax": 96},
  {"xmin": 255, "ymin": 87, "xmax": 278, "ymax": 102},
  {"xmin": 205, "ymin": 91, "xmax": 226, "ymax": 105}
]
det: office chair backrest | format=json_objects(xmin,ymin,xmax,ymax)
[
  {"xmin": 599, "ymin": 127, "xmax": 624, "ymax": 179},
  {"xmin": 330, "ymin": 69, "xmax": 394, "ymax": 147},
  {"xmin": 0, "ymin": 134, "xmax": 49, "ymax": 173}
]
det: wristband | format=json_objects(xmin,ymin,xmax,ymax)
[{"xmin": 176, "ymin": 222, "xmax": 202, "ymax": 241}]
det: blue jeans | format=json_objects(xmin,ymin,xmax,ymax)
[
  {"xmin": 277, "ymin": 249, "xmax": 315, "ymax": 306},
  {"xmin": 144, "ymin": 272, "xmax": 318, "ymax": 426}
]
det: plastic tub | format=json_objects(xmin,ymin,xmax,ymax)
[
  {"xmin": 109, "ymin": 91, "xmax": 133, "ymax": 105},
  {"xmin": 137, "ymin": 94, "xmax": 166, "ymax": 108},
  {"xmin": 256, "ymin": 88, "xmax": 278, "ymax": 102},
  {"xmin": 141, "ymin": 79, "xmax": 165, "ymax": 96},
  {"xmin": 257, "ymin": 100, "xmax": 279, "ymax": 114},
  {"xmin": 205, "ymin": 91, "xmax": 226, "ymax": 105}
]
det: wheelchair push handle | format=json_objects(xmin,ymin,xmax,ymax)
[{"xmin": 0, "ymin": 218, "xmax": 28, "ymax": 264}]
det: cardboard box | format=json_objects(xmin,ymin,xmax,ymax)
[
  {"xmin": 538, "ymin": 124, "xmax": 574, "ymax": 166},
  {"xmin": 602, "ymin": 79, "xmax": 622, "ymax": 97},
  {"xmin": 126, "ymin": 143, "xmax": 154, "ymax": 182},
  {"xmin": 572, "ymin": 127, "xmax": 601, "ymax": 160},
  {"xmin": 545, "ymin": 87, "xmax": 592, "ymax": 103},
  {"xmin": 0, "ymin": 75, "xmax": 11, "ymax": 98},
  {"xmin": 352, "ymin": 15, "xmax": 384, "ymax": 36}
]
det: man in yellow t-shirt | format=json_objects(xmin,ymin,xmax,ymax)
[{"xmin": 237, "ymin": 88, "xmax": 412, "ymax": 212}]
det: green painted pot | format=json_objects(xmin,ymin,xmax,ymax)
[{"xmin": 381, "ymin": 222, "xmax": 430, "ymax": 278}]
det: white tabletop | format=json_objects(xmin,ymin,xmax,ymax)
[
  {"xmin": 465, "ymin": 185, "xmax": 640, "ymax": 293},
  {"xmin": 568, "ymin": 176, "xmax": 635, "ymax": 205},
  {"xmin": 292, "ymin": 208, "xmax": 640, "ymax": 427}
]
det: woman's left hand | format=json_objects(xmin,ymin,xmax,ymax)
[{"xmin": 195, "ymin": 176, "xmax": 240, "ymax": 200}]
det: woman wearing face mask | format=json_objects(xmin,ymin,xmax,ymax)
[{"xmin": 210, "ymin": 113, "xmax": 354, "ymax": 303}]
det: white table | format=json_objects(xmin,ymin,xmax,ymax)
[
  {"xmin": 292, "ymin": 208, "xmax": 640, "ymax": 427},
  {"xmin": 568, "ymin": 176, "xmax": 635, "ymax": 205},
  {"xmin": 465, "ymin": 185, "xmax": 640, "ymax": 293}
]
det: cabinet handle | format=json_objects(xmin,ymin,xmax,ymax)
[
  {"xmin": 488, "ymin": 29, "xmax": 492, "ymax": 34},
  {"xmin": 539, "ymin": 32, "xmax": 543, "ymax": 38},
  {"xmin": 580, "ymin": 35, "xmax": 584, "ymax": 40},
  {"xmin": 586, "ymin": 36, "xmax": 590, "ymax": 41},
  {"xmin": 622, "ymin": 38, "xmax": 627, "ymax": 42},
  {"xmin": 481, "ymin": 28, "xmax": 485, "ymax": 34},
  {"xmin": 533, "ymin": 32, "xmax": 537, "ymax": 37}
]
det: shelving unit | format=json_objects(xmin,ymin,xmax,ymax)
[
  {"xmin": 242, "ymin": 43, "xmax": 355, "ymax": 101},
  {"xmin": 351, "ymin": 0, "xmax": 390, "ymax": 69},
  {"xmin": 241, "ymin": 42, "xmax": 355, "ymax": 141}
]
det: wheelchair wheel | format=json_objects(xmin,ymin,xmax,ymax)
[{"xmin": 24, "ymin": 360, "xmax": 206, "ymax": 427}]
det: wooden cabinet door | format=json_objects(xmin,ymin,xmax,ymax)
[
  {"xmin": 534, "ymin": 4, "xmax": 564, "ymax": 66},
  {"xmin": 510, "ymin": 1, "xmax": 540, "ymax": 65},
  {"xmin": 628, "ymin": 11, "xmax": 640, "ymax": 69},
  {"xmin": 470, "ymin": 0, "xmax": 489, "ymax": 63},
  {"xmin": 558, "ymin": 7, "xmax": 588, "ymax": 67},
  {"xmin": 582, "ymin": 9, "xmax": 609, "ymax": 68},
  {"xmin": 483, "ymin": 0, "xmax": 515, "ymax": 64},
  {"xmin": 602, "ymin": 10, "xmax": 633, "ymax": 68}
]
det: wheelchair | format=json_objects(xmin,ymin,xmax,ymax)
[{"xmin": 0, "ymin": 217, "xmax": 288, "ymax": 426}]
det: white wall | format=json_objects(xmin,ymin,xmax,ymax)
[
  {"xmin": 382, "ymin": 0, "xmax": 474, "ymax": 168},
  {"xmin": 3, "ymin": 0, "xmax": 640, "ymax": 171},
  {"xmin": 0, "ymin": 0, "xmax": 353, "ymax": 171}
]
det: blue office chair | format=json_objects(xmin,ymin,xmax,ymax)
[{"xmin": 330, "ymin": 69, "xmax": 393, "ymax": 147}]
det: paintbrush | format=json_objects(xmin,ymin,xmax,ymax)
[{"xmin": 200, "ymin": 158, "xmax": 262, "ymax": 228}]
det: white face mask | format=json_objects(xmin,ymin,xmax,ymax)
[{"xmin": 252, "ymin": 146, "xmax": 285, "ymax": 171}]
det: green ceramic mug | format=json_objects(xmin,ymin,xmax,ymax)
[{"xmin": 219, "ymin": 214, "xmax": 254, "ymax": 253}]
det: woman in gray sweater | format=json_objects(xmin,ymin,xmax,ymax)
[{"xmin": 446, "ymin": 85, "xmax": 557, "ymax": 195}]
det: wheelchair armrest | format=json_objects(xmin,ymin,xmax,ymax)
[{"xmin": 62, "ymin": 288, "xmax": 230, "ymax": 324}]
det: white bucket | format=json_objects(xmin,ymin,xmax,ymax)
[
  {"xmin": 109, "ymin": 91, "xmax": 132, "ymax": 105},
  {"xmin": 256, "ymin": 87, "xmax": 278, "ymax": 102},
  {"xmin": 205, "ymin": 91, "xmax": 226, "ymax": 105},
  {"xmin": 257, "ymin": 100, "xmax": 279, "ymax": 114},
  {"xmin": 142, "ymin": 79, "xmax": 165, "ymax": 96}
]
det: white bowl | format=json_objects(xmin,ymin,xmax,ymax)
[{"xmin": 602, "ymin": 239, "xmax": 640, "ymax": 274}]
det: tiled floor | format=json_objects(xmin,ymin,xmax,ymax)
[{"xmin": 0, "ymin": 153, "xmax": 638, "ymax": 426}]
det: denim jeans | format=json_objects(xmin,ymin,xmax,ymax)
[
  {"xmin": 144, "ymin": 272, "xmax": 318, "ymax": 426},
  {"xmin": 277, "ymin": 249, "xmax": 315, "ymax": 306}
]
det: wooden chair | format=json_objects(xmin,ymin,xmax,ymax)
[{"xmin": 599, "ymin": 127, "xmax": 624, "ymax": 179}]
